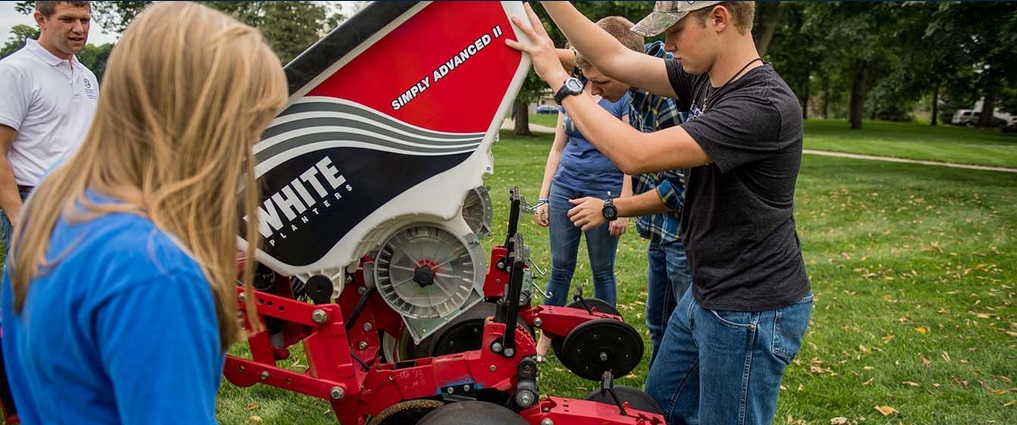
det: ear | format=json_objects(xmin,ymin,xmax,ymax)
[
  {"xmin": 33, "ymin": 10, "xmax": 46, "ymax": 30},
  {"xmin": 710, "ymin": 5, "xmax": 730, "ymax": 33}
]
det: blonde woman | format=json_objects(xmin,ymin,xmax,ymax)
[{"xmin": 0, "ymin": 2, "xmax": 287, "ymax": 424}]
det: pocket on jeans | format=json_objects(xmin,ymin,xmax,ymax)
[
  {"xmin": 709, "ymin": 309, "xmax": 758, "ymax": 330},
  {"xmin": 771, "ymin": 293, "xmax": 813, "ymax": 364}
]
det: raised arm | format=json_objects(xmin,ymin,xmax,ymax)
[
  {"xmin": 540, "ymin": 2, "xmax": 677, "ymax": 99},
  {"xmin": 506, "ymin": 4, "xmax": 710, "ymax": 177}
]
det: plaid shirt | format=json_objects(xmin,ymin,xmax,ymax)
[{"xmin": 629, "ymin": 41, "xmax": 686, "ymax": 244}]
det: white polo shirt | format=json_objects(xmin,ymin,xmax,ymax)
[{"xmin": 0, "ymin": 39, "xmax": 99, "ymax": 186}]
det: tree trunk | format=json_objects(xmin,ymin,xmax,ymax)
[
  {"xmin": 512, "ymin": 100, "xmax": 532, "ymax": 136},
  {"xmin": 930, "ymin": 82, "xmax": 939, "ymax": 126},
  {"xmin": 801, "ymin": 74, "xmax": 809, "ymax": 120},
  {"xmin": 977, "ymin": 75, "xmax": 998, "ymax": 128},
  {"xmin": 754, "ymin": 3, "xmax": 784, "ymax": 57},
  {"xmin": 821, "ymin": 76, "xmax": 829, "ymax": 119},
  {"xmin": 849, "ymin": 60, "xmax": 868, "ymax": 130}
]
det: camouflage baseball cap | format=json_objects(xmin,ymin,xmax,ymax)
[{"xmin": 631, "ymin": 1, "xmax": 723, "ymax": 37}]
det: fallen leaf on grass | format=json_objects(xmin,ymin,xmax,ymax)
[
  {"xmin": 245, "ymin": 402, "xmax": 260, "ymax": 411},
  {"xmin": 942, "ymin": 351, "xmax": 951, "ymax": 362},
  {"xmin": 902, "ymin": 381, "xmax": 920, "ymax": 387},
  {"xmin": 915, "ymin": 327, "xmax": 928, "ymax": 335},
  {"xmin": 248, "ymin": 416, "xmax": 263, "ymax": 424},
  {"xmin": 862, "ymin": 378, "xmax": 874, "ymax": 386},
  {"xmin": 874, "ymin": 406, "xmax": 898, "ymax": 416},
  {"xmin": 1003, "ymin": 400, "xmax": 1016, "ymax": 408},
  {"xmin": 830, "ymin": 417, "xmax": 849, "ymax": 425}
]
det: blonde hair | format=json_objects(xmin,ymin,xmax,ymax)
[
  {"xmin": 10, "ymin": 1, "xmax": 287, "ymax": 350},
  {"xmin": 576, "ymin": 16, "xmax": 644, "ymax": 69}
]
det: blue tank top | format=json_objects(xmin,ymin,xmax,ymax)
[{"xmin": 553, "ymin": 92, "xmax": 630, "ymax": 195}]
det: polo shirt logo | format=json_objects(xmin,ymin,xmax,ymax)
[{"xmin": 83, "ymin": 78, "xmax": 98, "ymax": 100}]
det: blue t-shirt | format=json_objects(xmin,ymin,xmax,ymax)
[
  {"xmin": 553, "ymin": 93, "xmax": 630, "ymax": 196},
  {"xmin": 1, "ymin": 200, "xmax": 223, "ymax": 424}
]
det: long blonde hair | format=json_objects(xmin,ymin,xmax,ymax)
[{"xmin": 10, "ymin": 1, "xmax": 287, "ymax": 350}]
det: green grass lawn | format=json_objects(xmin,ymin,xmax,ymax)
[
  {"xmin": 525, "ymin": 112, "xmax": 559, "ymax": 129},
  {"xmin": 802, "ymin": 119, "xmax": 1017, "ymax": 168},
  {"xmin": 218, "ymin": 125, "xmax": 1016, "ymax": 424},
  {"xmin": 520, "ymin": 115, "xmax": 1017, "ymax": 169}
]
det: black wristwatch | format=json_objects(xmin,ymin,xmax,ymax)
[
  {"xmin": 553, "ymin": 77, "xmax": 584, "ymax": 104},
  {"xmin": 602, "ymin": 198, "xmax": 618, "ymax": 222}
]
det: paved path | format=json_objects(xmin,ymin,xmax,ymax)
[
  {"xmin": 802, "ymin": 149, "xmax": 1017, "ymax": 173},
  {"xmin": 501, "ymin": 119, "xmax": 1017, "ymax": 173}
]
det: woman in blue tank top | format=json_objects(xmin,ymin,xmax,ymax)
[{"xmin": 531, "ymin": 89, "xmax": 631, "ymax": 359}]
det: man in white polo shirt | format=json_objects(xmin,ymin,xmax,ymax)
[{"xmin": 0, "ymin": 1, "xmax": 98, "ymax": 251}]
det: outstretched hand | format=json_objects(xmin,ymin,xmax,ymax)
[
  {"xmin": 567, "ymin": 197, "xmax": 607, "ymax": 231},
  {"xmin": 505, "ymin": 3, "xmax": 570, "ymax": 88}
]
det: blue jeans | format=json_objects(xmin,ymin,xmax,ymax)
[
  {"xmin": 0, "ymin": 189, "xmax": 32, "ymax": 254},
  {"xmin": 645, "ymin": 238, "xmax": 691, "ymax": 367},
  {"xmin": 543, "ymin": 184, "xmax": 619, "ymax": 307},
  {"xmin": 645, "ymin": 288, "xmax": 813, "ymax": 425}
]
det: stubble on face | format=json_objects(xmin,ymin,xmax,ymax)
[{"xmin": 39, "ymin": 3, "xmax": 91, "ymax": 57}]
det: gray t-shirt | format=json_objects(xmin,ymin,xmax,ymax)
[{"xmin": 666, "ymin": 60, "xmax": 810, "ymax": 311}]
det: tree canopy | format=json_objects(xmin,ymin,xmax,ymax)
[{"xmin": 7, "ymin": 1, "xmax": 1016, "ymax": 131}]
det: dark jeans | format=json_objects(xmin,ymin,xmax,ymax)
[
  {"xmin": 0, "ymin": 189, "xmax": 31, "ymax": 253},
  {"xmin": 645, "ymin": 238, "xmax": 691, "ymax": 368},
  {"xmin": 543, "ymin": 184, "xmax": 619, "ymax": 306}
]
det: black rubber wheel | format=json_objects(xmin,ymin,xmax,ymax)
[
  {"xmin": 428, "ymin": 302, "xmax": 533, "ymax": 357},
  {"xmin": 558, "ymin": 319, "xmax": 644, "ymax": 381},
  {"xmin": 550, "ymin": 298, "xmax": 620, "ymax": 360},
  {"xmin": 417, "ymin": 401, "xmax": 527, "ymax": 425},
  {"xmin": 368, "ymin": 399, "xmax": 444, "ymax": 425},
  {"xmin": 429, "ymin": 302, "xmax": 498, "ymax": 356},
  {"xmin": 584, "ymin": 385, "xmax": 664, "ymax": 415}
]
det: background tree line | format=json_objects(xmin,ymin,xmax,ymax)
[{"xmin": 4, "ymin": 2, "xmax": 1015, "ymax": 132}]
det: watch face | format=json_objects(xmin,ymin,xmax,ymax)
[
  {"xmin": 602, "ymin": 200, "xmax": 617, "ymax": 220},
  {"xmin": 565, "ymin": 78, "xmax": 583, "ymax": 92}
]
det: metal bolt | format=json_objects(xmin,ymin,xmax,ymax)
[
  {"xmin": 239, "ymin": 365, "xmax": 245, "ymax": 371},
  {"xmin": 330, "ymin": 386, "xmax": 345, "ymax": 400},
  {"xmin": 447, "ymin": 387, "xmax": 455, "ymax": 394},
  {"xmin": 463, "ymin": 385, "xmax": 471, "ymax": 392},
  {"xmin": 492, "ymin": 342, "xmax": 503, "ymax": 353},
  {"xmin": 362, "ymin": 322, "xmax": 373, "ymax": 332},
  {"xmin": 599, "ymin": 352, "xmax": 608, "ymax": 362},
  {"xmin": 489, "ymin": 365, "xmax": 497, "ymax": 372},
  {"xmin": 311, "ymin": 309, "xmax": 328, "ymax": 324},
  {"xmin": 540, "ymin": 418, "xmax": 554, "ymax": 425},
  {"xmin": 516, "ymin": 389, "xmax": 536, "ymax": 407},
  {"xmin": 533, "ymin": 318, "xmax": 543, "ymax": 328},
  {"xmin": 238, "ymin": 293, "xmax": 246, "ymax": 303},
  {"xmin": 357, "ymin": 286, "xmax": 367, "ymax": 295},
  {"xmin": 357, "ymin": 341, "xmax": 368, "ymax": 350},
  {"xmin": 504, "ymin": 348, "xmax": 515, "ymax": 358},
  {"xmin": 260, "ymin": 371, "xmax": 269, "ymax": 380}
]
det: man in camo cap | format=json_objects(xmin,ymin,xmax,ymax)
[{"xmin": 507, "ymin": 2, "xmax": 812, "ymax": 424}]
